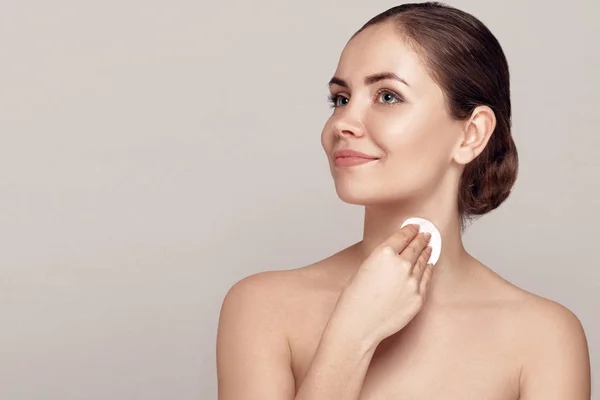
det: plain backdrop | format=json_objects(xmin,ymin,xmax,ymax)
[{"xmin": 1, "ymin": 0, "xmax": 598, "ymax": 398}]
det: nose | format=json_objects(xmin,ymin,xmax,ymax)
[{"xmin": 331, "ymin": 112, "xmax": 366, "ymax": 139}]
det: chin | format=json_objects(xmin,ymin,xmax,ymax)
[
  {"xmin": 335, "ymin": 191, "xmax": 371, "ymax": 205},
  {"xmin": 332, "ymin": 173, "xmax": 430, "ymax": 207},
  {"xmin": 334, "ymin": 183, "xmax": 401, "ymax": 206}
]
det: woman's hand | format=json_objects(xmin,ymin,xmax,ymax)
[{"xmin": 330, "ymin": 224, "xmax": 434, "ymax": 347}]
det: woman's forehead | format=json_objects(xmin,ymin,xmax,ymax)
[{"xmin": 334, "ymin": 24, "xmax": 426, "ymax": 87}]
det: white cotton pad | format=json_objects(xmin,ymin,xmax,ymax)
[{"xmin": 400, "ymin": 217, "xmax": 442, "ymax": 265}]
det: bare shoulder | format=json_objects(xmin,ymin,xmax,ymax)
[
  {"xmin": 216, "ymin": 266, "xmax": 331, "ymax": 399},
  {"xmin": 477, "ymin": 264, "xmax": 588, "ymax": 342},
  {"xmin": 221, "ymin": 268, "xmax": 306, "ymax": 319},
  {"xmin": 466, "ymin": 262, "xmax": 588, "ymax": 353},
  {"xmin": 520, "ymin": 294, "xmax": 591, "ymax": 400},
  {"xmin": 468, "ymin": 264, "xmax": 590, "ymax": 397},
  {"xmin": 517, "ymin": 291, "xmax": 589, "ymax": 357},
  {"xmin": 216, "ymin": 248, "xmax": 358, "ymax": 399},
  {"xmin": 510, "ymin": 288, "xmax": 591, "ymax": 398},
  {"xmin": 217, "ymin": 267, "xmax": 319, "ymax": 356},
  {"xmin": 217, "ymin": 270, "xmax": 298, "ymax": 356},
  {"xmin": 220, "ymin": 245, "xmax": 354, "ymax": 323},
  {"xmin": 518, "ymin": 292, "xmax": 586, "ymax": 334}
]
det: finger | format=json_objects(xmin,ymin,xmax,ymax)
[
  {"xmin": 398, "ymin": 232, "xmax": 431, "ymax": 268},
  {"xmin": 419, "ymin": 263, "xmax": 434, "ymax": 294},
  {"xmin": 412, "ymin": 245, "xmax": 432, "ymax": 279},
  {"xmin": 383, "ymin": 224, "xmax": 420, "ymax": 254}
]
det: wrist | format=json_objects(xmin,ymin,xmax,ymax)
[{"xmin": 323, "ymin": 313, "xmax": 381, "ymax": 357}]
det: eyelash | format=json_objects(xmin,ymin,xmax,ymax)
[{"xmin": 327, "ymin": 89, "xmax": 404, "ymax": 108}]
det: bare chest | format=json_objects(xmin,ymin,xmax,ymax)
[{"xmin": 289, "ymin": 299, "xmax": 521, "ymax": 399}]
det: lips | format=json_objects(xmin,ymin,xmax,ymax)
[
  {"xmin": 333, "ymin": 149, "xmax": 379, "ymax": 167},
  {"xmin": 333, "ymin": 149, "xmax": 379, "ymax": 160}
]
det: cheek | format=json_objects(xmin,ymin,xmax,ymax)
[
  {"xmin": 370, "ymin": 112, "xmax": 435, "ymax": 155},
  {"xmin": 369, "ymin": 110, "xmax": 455, "ymax": 177}
]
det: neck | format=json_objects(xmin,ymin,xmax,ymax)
[{"xmin": 353, "ymin": 185, "xmax": 477, "ymax": 303}]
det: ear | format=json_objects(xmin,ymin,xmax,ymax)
[{"xmin": 453, "ymin": 105, "xmax": 496, "ymax": 165}]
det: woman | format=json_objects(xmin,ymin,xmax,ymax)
[{"xmin": 216, "ymin": 2, "xmax": 591, "ymax": 399}]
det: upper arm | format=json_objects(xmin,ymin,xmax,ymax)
[
  {"xmin": 216, "ymin": 272, "xmax": 296, "ymax": 400},
  {"xmin": 519, "ymin": 300, "xmax": 591, "ymax": 399}
]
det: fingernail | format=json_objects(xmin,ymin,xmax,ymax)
[
  {"xmin": 422, "ymin": 232, "xmax": 432, "ymax": 240},
  {"xmin": 426, "ymin": 245, "xmax": 433, "ymax": 253}
]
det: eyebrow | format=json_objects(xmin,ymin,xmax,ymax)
[{"xmin": 328, "ymin": 72, "xmax": 410, "ymax": 88}]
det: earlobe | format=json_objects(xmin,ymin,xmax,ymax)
[{"xmin": 453, "ymin": 105, "xmax": 496, "ymax": 165}]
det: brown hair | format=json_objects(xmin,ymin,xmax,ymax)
[{"xmin": 355, "ymin": 2, "xmax": 518, "ymax": 227}]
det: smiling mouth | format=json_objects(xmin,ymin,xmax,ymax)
[{"xmin": 334, "ymin": 156, "xmax": 379, "ymax": 167}]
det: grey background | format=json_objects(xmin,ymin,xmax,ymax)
[{"xmin": 0, "ymin": 0, "xmax": 598, "ymax": 398}]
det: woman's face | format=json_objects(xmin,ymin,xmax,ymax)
[{"xmin": 321, "ymin": 22, "xmax": 464, "ymax": 206}]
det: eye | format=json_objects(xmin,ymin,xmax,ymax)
[
  {"xmin": 327, "ymin": 93, "xmax": 349, "ymax": 108},
  {"xmin": 376, "ymin": 90, "xmax": 402, "ymax": 104}
]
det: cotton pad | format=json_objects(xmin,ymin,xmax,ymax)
[{"xmin": 400, "ymin": 217, "xmax": 442, "ymax": 265}]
